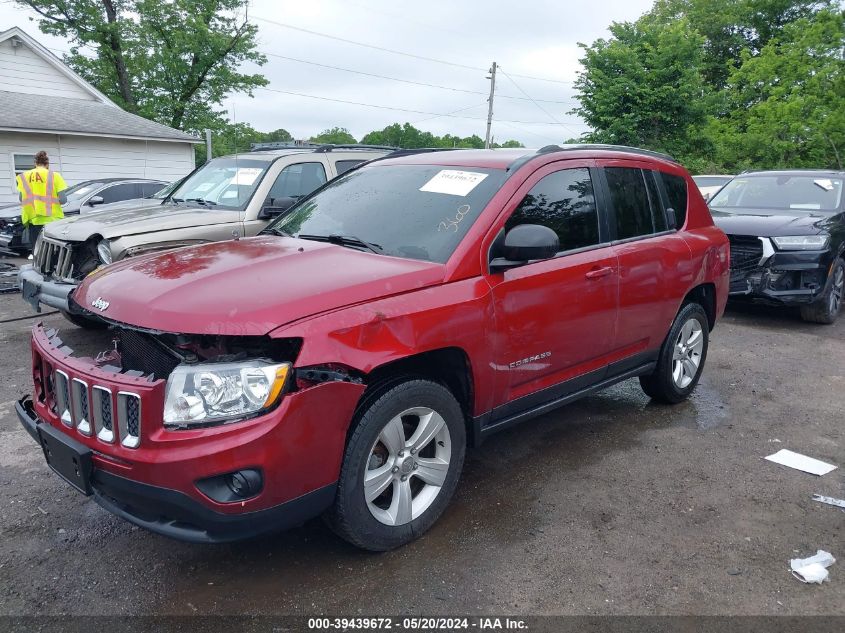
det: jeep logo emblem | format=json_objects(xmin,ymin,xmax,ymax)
[{"xmin": 91, "ymin": 297, "xmax": 109, "ymax": 311}]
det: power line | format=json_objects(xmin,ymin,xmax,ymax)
[
  {"xmin": 498, "ymin": 68, "xmax": 582, "ymax": 137},
  {"xmin": 252, "ymin": 15, "xmax": 574, "ymax": 85},
  {"xmin": 412, "ymin": 102, "xmax": 488, "ymax": 125},
  {"xmin": 254, "ymin": 86, "xmax": 585, "ymax": 126},
  {"xmin": 264, "ymin": 52, "xmax": 577, "ymax": 105}
]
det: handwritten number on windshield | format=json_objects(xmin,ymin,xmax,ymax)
[{"xmin": 438, "ymin": 204, "xmax": 472, "ymax": 233}]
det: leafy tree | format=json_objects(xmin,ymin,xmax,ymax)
[
  {"xmin": 311, "ymin": 127, "xmax": 357, "ymax": 144},
  {"xmin": 195, "ymin": 123, "xmax": 294, "ymax": 163},
  {"xmin": 572, "ymin": 18, "xmax": 710, "ymax": 164},
  {"xmin": 361, "ymin": 123, "xmax": 518, "ymax": 149},
  {"xmin": 16, "ymin": 0, "xmax": 268, "ymax": 132},
  {"xmin": 714, "ymin": 8, "xmax": 845, "ymax": 169},
  {"xmin": 496, "ymin": 140, "xmax": 525, "ymax": 148}
]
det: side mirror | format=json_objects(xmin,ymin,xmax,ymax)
[
  {"xmin": 88, "ymin": 195, "xmax": 104, "ymax": 206},
  {"xmin": 490, "ymin": 224, "xmax": 559, "ymax": 272},
  {"xmin": 701, "ymin": 192, "xmax": 712, "ymax": 202},
  {"xmin": 258, "ymin": 196, "xmax": 295, "ymax": 219},
  {"xmin": 666, "ymin": 207, "xmax": 678, "ymax": 229}
]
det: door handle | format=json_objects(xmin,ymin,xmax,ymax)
[{"xmin": 585, "ymin": 266, "xmax": 614, "ymax": 280}]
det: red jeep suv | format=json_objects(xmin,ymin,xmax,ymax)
[{"xmin": 17, "ymin": 145, "xmax": 729, "ymax": 550}]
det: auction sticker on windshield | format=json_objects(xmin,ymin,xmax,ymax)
[
  {"xmin": 420, "ymin": 170, "xmax": 489, "ymax": 196},
  {"xmin": 233, "ymin": 167, "xmax": 262, "ymax": 185}
]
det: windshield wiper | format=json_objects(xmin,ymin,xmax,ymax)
[
  {"xmin": 297, "ymin": 233, "xmax": 383, "ymax": 254},
  {"xmin": 186, "ymin": 198, "xmax": 216, "ymax": 207},
  {"xmin": 263, "ymin": 226, "xmax": 291, "ymax": 237}
]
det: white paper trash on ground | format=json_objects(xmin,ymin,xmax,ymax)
[
  {"xmin": 790, "ymin": 550, "xmax": 836, "ymax": 584},
  {"xmin": 764, "ymin": 449, "xmax": 837, "ymax": 476}
]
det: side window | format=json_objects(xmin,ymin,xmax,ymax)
[
  {"xmin": 645, "ymin": 171, "xmax": 668, "ymax": 232},
  {"xmin": 98, "ymin": 183, "xmax": 139, "ymax": 204},
  {"xmin": 140, "ymin": 182, "xmax": 165, "ymax": 197},
  {"xmin": 660, "ymin": 173, "xmax": 688, "ymax": 228},
  {"xmin": 505, "ymin": 167, "xmax": 600, "ymax": 252},
  {"xmin": 13, "ymin": 154, "xmax": 35, "ymax": 177},
  {"xmin": 605, "ymin": 167, "xmax": 654, "ymax": 240},
  {"xmin": 269, "ymin": 162, "xmax": 327, "ymax": 201},
  {"xmin": 335, "ymin": 159, "xmax": 364, "ymax": 175}
]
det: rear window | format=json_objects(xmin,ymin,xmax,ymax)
[
  {"xmin": 605, "ymin": 167, "xmax": 654, "ymax": 240},
  {"xmin": 661, "ymin": 173, "xmax": 689, "ymax": 228}
]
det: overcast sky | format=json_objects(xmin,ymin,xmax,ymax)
[{"xmin": 4, "ymin": 0, "xmax": 654, "ymax": 146}]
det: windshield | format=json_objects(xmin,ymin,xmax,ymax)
[
  {"xmin": 710, "ymin": 175, "xmax": 843, "ymax": 213},
  {"xmin": 693, "ymin": 176, "xmax": 731, "ymax": 188},
  {"xmin": 65, "ymin": 182, "xmax": 104, "ymax": 202},
  {"xmin": 268, "ymin": 164, "xmax": 508, "ymax": 263},
  {"xmin": 170, "ymin": 157, "xmax": 270, "ymax": 208}
]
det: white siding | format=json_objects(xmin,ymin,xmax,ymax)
[
  {"xmin": 0, "ymin": 132, "xmax": 195, "ymax": 206},
  {"xmin": 0, "ymin": 38, "xmax": 93, "ymax": 100}
]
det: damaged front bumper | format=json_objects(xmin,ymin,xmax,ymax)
[
  {"xmin": 20, "ymin": 323, "xmax": 366, "ymax": 543},
  {"xmin": 18, "ymin": 264, "xmax": 77, "ymax": 312},
  {"xmin": 729, "ymin": 237, "xmax": 834, "ymax": 306}
]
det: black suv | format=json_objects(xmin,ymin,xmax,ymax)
[{"xmin": 710, "ymin": 170, "xmax": 845, "ymax": 323}]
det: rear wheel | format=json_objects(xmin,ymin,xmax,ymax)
[
  {"xmin": 61, "ymin": 310, "xmax": 108, "ymax": 330},
  {"xmin": 326, "ymin": 379, "xmax": 466, "ymax": 551},
  {"xmin": 639, "ymin": 302, "xmax": 709, "ymax": 403},
  {"xmin": 800, "ymin": 259, "xmax": 844, "ymax": 324}
]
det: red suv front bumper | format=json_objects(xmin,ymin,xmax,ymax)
[{"xmin": 19, "ymin": 324, "xmax": 365, "ymax": 542}]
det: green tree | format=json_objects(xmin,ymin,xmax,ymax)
[
  {"xmin": 194, "ymin": 124, "xmax": 294, "ymax": 163},
  {"xmin": 17, "ymin": 0, "xmax": 267, "ymax": 132},
  {"xmin": 572, "ymin": 18, "xmax": 710, "ymax": 164},
  {"xmin": 361, "ymin": 123, "xmax": 519, "ymax": 149},
  {"xmin": 715, "ymin": 8, "xmax": 845, "ymax": 169},
  {"xmin": 310, "ymin": 127, "xmax": 357, "ymax": 144}
]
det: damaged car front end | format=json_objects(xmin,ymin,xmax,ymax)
[{"xmin": 17, "ymin": 318, "xmax": 365, "ymax": 543}]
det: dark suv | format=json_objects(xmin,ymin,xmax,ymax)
[
  {"xmin": 17, "ymin": 145, "xmax": 729, "ymax": 550},
  {"xmin": 710, "ymin": 170, "xmax": 845, "ymax": 323}
]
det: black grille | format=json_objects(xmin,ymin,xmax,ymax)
[
  {"xmin": 100, "ymin": 394, "xmax": 113, "ymax": 431},
  {"xmin": 729, "ymin": 236, "xmax": 763, "ymax": 290},
  {"xmin": 125, "ymin": 397, "xmax": 140, "ymax": 437},
  {"xmin": 118, "ymin": 329, "xmax": 181, "ymax": 379},
  {"xmin": 79, "ymin": 387, "xmax": 89, "ymax": 421}
]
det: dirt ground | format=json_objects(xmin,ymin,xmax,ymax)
[{"xmin": 0, "ymin": 255, "xmax": 842, "ymax": 617}]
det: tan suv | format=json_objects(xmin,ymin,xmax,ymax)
[{"xmin": 19, "ymin": 144, "xmax": 391, "ymax": 326}]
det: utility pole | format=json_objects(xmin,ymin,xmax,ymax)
[
  {"xmin": 204, "ymin": 128, "xmax": 212, "ymax": 163},
  {"xmin": 484, "ymin": 61, "xmax": 497, "ymax": 149}
]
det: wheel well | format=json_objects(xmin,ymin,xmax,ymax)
[
  {"xmin": 364, "ymin": 348, "xmax": 474, "ymax": 419},
  {"xmin": 683, "ymin": 283, "xmax": 716, "ymax": 330}
]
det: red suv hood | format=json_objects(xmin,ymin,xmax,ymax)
[{"xmin": 73, "ymin": 236, "xmax": 446, "ymax": 335}]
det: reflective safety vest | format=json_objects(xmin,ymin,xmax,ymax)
[{"xmin": 17, "ymin": 167, "xmax": 67, "ymax": 225}]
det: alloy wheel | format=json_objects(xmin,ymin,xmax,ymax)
[
  {"xmin": 672, "ymin": 317, "xmax": 704, "ymax": 389},
  {"xmin": 829, "ymin": 264, "xmax": 844, "ymax": 315},
  {"xmin": 364, "ymin": 407, "xmax": 452, "ymax": 526}
]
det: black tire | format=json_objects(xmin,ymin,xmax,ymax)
[
  {"xmin": 800, "ymin": 258, "xmax": 844, "ymax": 325},
  {"xmin": 325, "ymin": 379, "xmax": 466, "ymax": 551},
  {"xmin": 61, "ymin": 310, "xmax": 108, "ymax": 330},
  {"xmin": 639, "ymin": 302, "xmax": 709, "ymax": 404}
]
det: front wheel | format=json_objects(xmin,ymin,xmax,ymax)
[
  {"xmin": 800, "ymin": 259, "xmax": 844, "ymax": 324},
  {"xmin": 326, "ymin": 379, "xmax": 466, "ymax": 551},
  {"xmin": 639, "ymin": 302, "xmax": 709, "ymax": 404}
]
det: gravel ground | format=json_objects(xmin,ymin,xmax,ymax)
[{"xmin": 0, "ymin": 256, "xmax": 842, "ymax": 616}]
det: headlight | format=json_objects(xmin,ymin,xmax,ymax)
[
  {"xmin": 163, "ymin": 360, "xmax": 291, "ymax": 427},
  {"xmin": 97, "ymin": 239, "xmax": 113, "ymax": 264},
  {"xmin": 771, "ymin": 235, "xmax": 829, "ymax": 251}
]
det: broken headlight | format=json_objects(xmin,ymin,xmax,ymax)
[
  {"xmin": 97, "ymin": 239, "xmax": 113, "ymax": 264},
  {"xmin": 771, "ymin": 235, "xmax": 829, "ymax": 251},
  {"xmin": 163, "ymin": 360, "xmax": 291, "ymax": 427}
]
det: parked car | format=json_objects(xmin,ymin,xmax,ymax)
[
  {"xmin": 693, "ymin": 174, "xmax": 734, "ymax": 201},
  {"xmin": 0, "ymin": 178, "xmax": 166, "ymax": 255},
  {"xmin": 15, "ymin": 144, "xmax": 729, "ymax": 549},
  {"xmin": 89, "ymin": 178, "xmax": 182, "ymax": 214},
  {"xmin": 709, "ymin": 170, "xmax": 845, "ymax": 323},
  {"xmin": 18, "ymin": 145, "xmax": 391, "ymax": 325}
]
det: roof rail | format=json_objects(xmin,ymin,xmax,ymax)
[
  {"xmin": 314, "ymin": 143, "xmax": 398, "ymax": 153},
  {"xmin": 249, "ymin": 141, "xmax": 322, "ymax": 151},
  {"xmin": 536, "ymin": 143, "xmax": 678, "ymax": 164}
]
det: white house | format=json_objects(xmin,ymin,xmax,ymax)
[{"xmin": 0, "ymin": 27, "xmax": 199, "ymax": 206}]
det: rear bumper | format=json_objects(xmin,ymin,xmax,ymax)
[
  {"xmin": 19, "ymin": 264, "xmax": 76, "ymax": 312},
  {"xmin": 17, "ymin": 397, "xmax": 335, "ymax": 543}
]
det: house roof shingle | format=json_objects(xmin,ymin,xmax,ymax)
[{"xmin": 0, "ymin": 90, "xmax": 200, "ymax": 143}]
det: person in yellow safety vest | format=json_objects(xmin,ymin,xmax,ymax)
[{"xmin": 16, "ymin": 150, "xmax": 68, "ymax": 248}]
